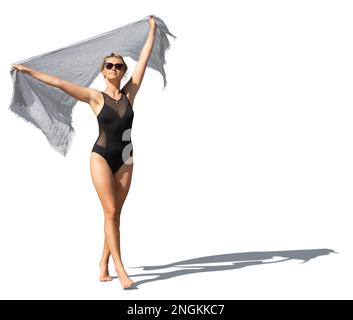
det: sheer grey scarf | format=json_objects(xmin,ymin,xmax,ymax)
[{"xmin": 9, "ymin": 14, "xmax": 176, "ymax": 156}]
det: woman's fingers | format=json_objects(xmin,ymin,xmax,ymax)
[{"xmin": 11, "ymin": 63, "xmax": 23, "ymax": 71}]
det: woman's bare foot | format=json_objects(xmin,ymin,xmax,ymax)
[
  {"xmin": 99, "ymin": 262, "xmax": 112, "ymax": 282},
  {"xmin": 116, "ymin": 266, "xmax": 134, "ymax": 289}
]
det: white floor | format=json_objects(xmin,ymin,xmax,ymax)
[{"xmin": 1, "ymin": 0, "xmax": 353, "ymax": 300}]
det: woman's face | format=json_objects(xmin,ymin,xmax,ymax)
[{"xmin": 102, "ymin": 57, "xmax": 125, "ymax": 80}]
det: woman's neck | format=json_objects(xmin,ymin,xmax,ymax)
[{"xmin": 105, "ymin": 79, "xmax": 121, "ymax": 95}]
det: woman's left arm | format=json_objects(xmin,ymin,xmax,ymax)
[
  {"xmin": 123, "ymin": 16, "xmax": 157, "ymax": 103},
  {"xmin": 139, "ymin": 16, "xmax": 157, "ymax": 62}
]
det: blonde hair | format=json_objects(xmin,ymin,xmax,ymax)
[{"xmin": 101, "ymin": 53, "xmax": 128, "ymax": 78}]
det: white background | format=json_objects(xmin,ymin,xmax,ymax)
[{"xmin": 0, "ymin": 0, "xmax": 352, "ymax": 299}]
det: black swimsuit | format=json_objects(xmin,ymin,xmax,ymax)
[{"xmin": 91, "ymin": 90, "xmax": 134, "ymax": 174}]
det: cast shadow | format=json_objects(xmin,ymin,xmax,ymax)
[{"xmin": 122, "ymin": 248, "xmax": 337, "ymax": 290}]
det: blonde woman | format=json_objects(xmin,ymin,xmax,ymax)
[{"xmin": 12, "ymin": 16, "xmax": 157, "ymax": 289}]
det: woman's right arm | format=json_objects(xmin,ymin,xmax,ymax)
[{"xmin": 11, "ymin": 63, "xmax": 95, "ymax": 104}]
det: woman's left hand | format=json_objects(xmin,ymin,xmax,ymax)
[{"xmin": 148, "ymin": 15, "xmax": 156, "ymax": 29}]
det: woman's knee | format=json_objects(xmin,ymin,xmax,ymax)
[{"xmin": 104, "ymin": 205, "xmax": 121, "ymax": 221}]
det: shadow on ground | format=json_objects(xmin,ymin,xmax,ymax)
[{"xmin": 121, "ymin": 248, "xmax": 336, "ymax": 289}]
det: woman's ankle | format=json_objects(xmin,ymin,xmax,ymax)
[
  {"xmin": 99, "ymin": 259, "xmax": 109, "ymax": 266},
  {"xmin": 115, "ymin": 262, "xmax": 125, "ymax": 272}
]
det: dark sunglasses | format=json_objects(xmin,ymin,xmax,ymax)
[{"xmin": 104, "ymin": 62, "xmax": 124, "ymax": 70}]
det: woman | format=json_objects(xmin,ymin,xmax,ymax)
[{"xmin": 11, "ymin": 16, "xmax": 157, "ymax": 289}]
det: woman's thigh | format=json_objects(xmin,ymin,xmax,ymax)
[
  {"xmin": 90, "ymin": 152, "xmax": 117, "ymax": 212},
  {"xmin": 113, "ymin": 162, "xmax": 134, "ymax": 210}
]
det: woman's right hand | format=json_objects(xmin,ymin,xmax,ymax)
[{"xmin": 11, "ymin": 63, "xmax": 29, "ymax": 72}]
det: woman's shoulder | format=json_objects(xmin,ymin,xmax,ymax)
[
  {"xmin": 89, "ymin": 88, "xmax": 104, "ymax": 99},
  {"xmin": 88, "ymin": 88, "xmax": 105, "ymax": 111}
]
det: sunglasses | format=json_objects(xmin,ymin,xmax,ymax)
[{"xmin": 104, "ymin": 62, "xmax": 124, "ymax": 70}]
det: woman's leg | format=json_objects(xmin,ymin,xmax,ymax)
[
  {"xmin": 100, "ymin": 236, "xmax": 112, "ymax": 281},
  {"xmin": 90, "ymin": 153, "xmax": 133, "ymax": 288},
  {"xmin": 100, "ymin": 161, "xmax": 132, "ymax": 268},
  {"xmin": 112, "ymin": 162, "xmax": 134, "ymax": 287},
  {"xmin": 99, "ymin": 162, "xmax": 134, "ymax": 286}
]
